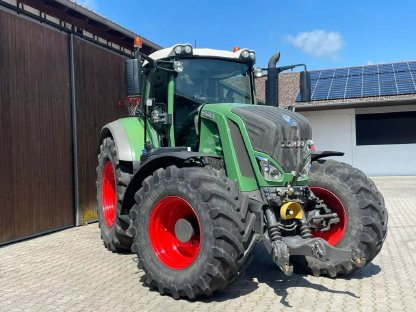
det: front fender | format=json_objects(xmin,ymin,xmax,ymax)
[{"xmin": 121, "ymin": 151, "xmax": 214, "ymax": 211}]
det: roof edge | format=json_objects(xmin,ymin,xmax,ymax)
[
  {"xmin": 56, "ymin": 0, "xmax": 162, "ymax": 51},
  {"xmin": 295, "ymin": 97, "xmax": 416, "ymax": 112},
  {"xmin": 1, "ymin": 0, "xmax": 162, "ymax": 52}
]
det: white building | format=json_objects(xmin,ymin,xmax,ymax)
[{"xmin": 256, "ymin": 62, "xmax": 416, "ymax": 176}]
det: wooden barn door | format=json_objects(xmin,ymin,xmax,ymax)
[
  {"xmin": 74, "ymin": 37, "xmax": 127, "ymax": 225},
  {"xmin": 0, "ymin": 10, "xmax": 74, "ymax": 244}
]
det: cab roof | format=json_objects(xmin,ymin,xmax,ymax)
[{"xmin": 148, "ymin": 44, "xmax": 255, "ymax": 61}]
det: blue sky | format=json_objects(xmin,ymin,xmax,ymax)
[{"xmin": 78, "ymin": 0, "xmax": 416, "ymax": 70}]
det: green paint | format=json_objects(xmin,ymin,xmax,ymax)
[
  {"xmin": 199, "ymin": 104, "xmax": 258, "ymax": 191},
  {"xmin": 111, "ymin": 60, "xmax": 308, "ymax": 192},
  {"xmin": 119, "ymin": 117, "xmax": 159, "ymax": 161},
  {"xmin": 168, "ymin": 76, "xmax": 175, "ymax": 146},
  {"xmin": 199, "ymin": 118, "xmax": 223, "ymax": 157},
  {"xmin": 199, "ymin": 103, "xmax": 308, "ymax": 191}
]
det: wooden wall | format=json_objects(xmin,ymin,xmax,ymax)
[
  {"xmin": 74, "ymin": 38, "xmax": 127, "ymax": 224},
  {"xmin": 0, "ymin": 9, "xmax": 74, "ymax": 242},
  {"xmin": 0, "ymin": 8, "xmax": 132, "ymax": 244}
]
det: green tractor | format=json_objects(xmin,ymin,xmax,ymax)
[{"xmin": 96, "ymin": 39, "xmax": 388, "ymax": 299}]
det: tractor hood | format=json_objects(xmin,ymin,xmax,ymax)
[{"xmin": 232, "ymin": 106, "xmax": 312, "ymax": 172}]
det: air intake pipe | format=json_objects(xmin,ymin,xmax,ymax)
[{"xmin": 266, "ymin": 52, "xmax": 281, "ymax": 107}]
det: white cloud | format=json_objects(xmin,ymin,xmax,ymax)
[
  {"xmin": 76, "ymin": 0, "xmax": 98, "ymax": 11},
  {"xmin": 286, "ymin": 29, "xmax": 344, "ymax": 59}
]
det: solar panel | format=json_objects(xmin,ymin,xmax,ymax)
[
  {"xmin": 408, "ymin": 62, "xmax": 416, "ymax": 71},
  {"xmin": 296, "ymin": 61, "xmax": 416, "ymax": 102}
]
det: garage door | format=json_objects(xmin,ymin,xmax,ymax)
[{"xmin": 0, "ymin": 10, "xmax": 74, "ymax": 244}]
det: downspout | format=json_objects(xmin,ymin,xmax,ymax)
[{"xmin": 69, "ymin": 33, "xmax": 81, "ymax": 226}]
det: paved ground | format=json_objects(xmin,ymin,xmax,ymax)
[{"xmin": 1, "ymin": 177, "xmax": 415, "ymax": 312}]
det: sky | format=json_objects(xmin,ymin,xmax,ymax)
[{"xmin": 77, "ymin": 0, "xmax": 416, "ymax": 70}]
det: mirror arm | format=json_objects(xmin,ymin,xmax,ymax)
[{"xmin": 134, "ymin": 51, "xmax": 155, "ymax": 66}]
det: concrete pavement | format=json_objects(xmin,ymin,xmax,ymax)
[{"xmin": 1, "ymin": 177, "xmax": 415, "ymax": 311}]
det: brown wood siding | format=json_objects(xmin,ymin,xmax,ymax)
[
  {"xmin": 74, "ymin": 38, "xmax": 127, "ymax": 224},
  {"xmin": 0, "ymin": 10, "xmax": 74, "ymax": 243}
]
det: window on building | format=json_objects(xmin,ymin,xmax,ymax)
[{"xmin": 356, "ymin": 111, "xmax": 416, "ymax": 145}]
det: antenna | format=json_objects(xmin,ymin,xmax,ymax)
[{"xmin": 194, "ymin": 39, "xmax": 197, "ymax": 48}]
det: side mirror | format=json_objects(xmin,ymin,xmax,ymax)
[
  {"xmin": 125, "ymin": 58, "xmax": 142, "ymax": 97},
  {"xmin": 299, "ymin": 70, "xmax": 311, "ymax": 102}
]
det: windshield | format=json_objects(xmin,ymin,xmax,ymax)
[{"xmin": 174, "ymin": 58, "xmax": 253, "ymax": 105}]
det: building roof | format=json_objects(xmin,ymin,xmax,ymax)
[
  {"xmin": 255, "ymin": 61, "xmax": 416, "ymax": 111},
  {"xmin": 298, "ymin": 61, "xmax": 416, "ymax": 102},
  {"xmin": 2, "ymin": 0, "xmax": 162, "ymax": 54},
  {"xmin": 255, "ymin": 73, "xmax": 300, "ymax": 106}
]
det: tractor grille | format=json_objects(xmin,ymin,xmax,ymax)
[{"xmin": 232, "ymin": 106, "xmax": 312, "ymax": 172}]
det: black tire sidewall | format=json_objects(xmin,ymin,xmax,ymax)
[
  {"xmin": 136, "ymin": 176, "xmax": 215, "ymax": 287},
  {"xmin": 297, "ymin": 159, "xmax": 387, "ymax": 276},
  {"xmin": 97, "ymin": 139, "xmax": 122, "ymax": 244}
]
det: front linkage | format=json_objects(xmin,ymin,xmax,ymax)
[{"xmin": 260, "ymin": 185, "xmax": 364, "ymax": 276}]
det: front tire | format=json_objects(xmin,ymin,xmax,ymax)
[
  {"xmin": 96, "ymin": 137, "xmax": 132, "ymax": 252},
  {"xmin": 293, "ymin": 159, "xmax": 388, "ymax": 277},
  {"xmin": 129, "ymin": 166, "xmax": 256, "ymax": 299}
]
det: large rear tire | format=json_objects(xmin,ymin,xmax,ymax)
[
  {"xmin": 128, "ymin": 166, "xmax": 256, "ymax": 299},
  {"xmin": 292, "ymin": 159, "xmax": 388, "ymax": 277},
  {"xmin": 96, "ymin": 137, "xmax": 133, "ymax": 252}
]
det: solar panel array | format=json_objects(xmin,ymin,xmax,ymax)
[{"xmin": 296, "ymin": 61, "xmax": 416, "ymax": 102}]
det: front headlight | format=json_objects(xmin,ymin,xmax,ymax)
[
  {"xmin": 172, "ymin": 44, "xmax": 193, "ymax": 55},
  {"xmin": 240, "ymin": 49, "xmax": 250, "ymax": 58},
  {"xmin": 256, "ymin": 156, "xmax": 282, "ymax": 180}
]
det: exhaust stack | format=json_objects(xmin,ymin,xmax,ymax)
[
  {"xmin": 266, "ymin": 52, "xmax": 281, "ymax": 107},
  {"xmin": 266, "ymin": 52, "xmax": 312, "ymax": 107}
]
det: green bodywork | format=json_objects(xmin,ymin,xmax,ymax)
[
  {"xmin": 113, "ymin": 102, "xmax": 307, "ymax": 192},
  {"xmin": 107, "ymin": 59, "xmax": 307, "ymax": 193},
  {"xmin": 198, "ymin": 104, "xmax": 308, "ymax": 192},
  {"xmin": 117, "ymin": 117, "xmax": 159, "ymax": 161}
]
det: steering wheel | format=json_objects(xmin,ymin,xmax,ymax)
[
  {"xmin": 193, "ymin": 95, "xmax": 219, "ymax": 104},
  {"xmin": 176, "ymin": 108, "xmax": 200, "ymax": 148}
]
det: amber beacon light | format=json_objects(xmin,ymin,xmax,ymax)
[{"xmin": 134, "ymin": 37, "xmax": 143, "ymax": 49}]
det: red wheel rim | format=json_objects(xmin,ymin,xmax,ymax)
[
  {"xmin": 101, "ymin": 161, "xmax": 116, "ymax": 228},
  {"xmin": 149, "ymin": 196, "xmax": 201, "ymax": 270},
  {"xmin": 310, "ymin": 187, "xmax": 347, "ymax": 246}
]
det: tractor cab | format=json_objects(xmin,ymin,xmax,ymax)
[{"xmin": 126, "ymin": 44, "xmax": 258, "ymax": 151}]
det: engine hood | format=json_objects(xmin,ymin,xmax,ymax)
[{"xmin": 232, "ymin": 105, "xmax": 312, "ymax": 172}]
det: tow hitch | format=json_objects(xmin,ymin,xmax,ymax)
[{"xmin": 269, "ymin": 236, "xmax": 365, "ymax": 276}]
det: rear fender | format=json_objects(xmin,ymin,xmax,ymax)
[
  {"xmin": 311, "ymin": 151, "xmax": 344, "ymax": 162},
  {"xmin": 98, "ymin": 117, "xmax": 159, "ymax": 162}
]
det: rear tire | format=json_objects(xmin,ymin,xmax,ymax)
[
  {"xmin": 128, "ymin": 166, "xmax": 256, "ymax": 299},
  {"xmin": 96, "ymin": 137, "xmax": 133, "ymax": 252},
  {"xmin": 292, "ymin": 159, "xmax": 388, "ymax": 277}
]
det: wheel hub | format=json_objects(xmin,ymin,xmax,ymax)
[
  {"xmin": 310, "ymin": 187, "xmax": 347, "ymax": 246},
  {"xmin": 149, "ymin": 196, "xmax": 201, "ymax": 270},
  {"xmin": 174, "ymin": 218, "xmax": 195, "ymax": 243}
]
